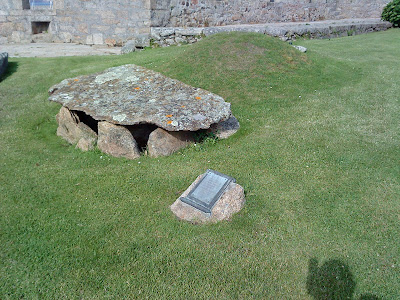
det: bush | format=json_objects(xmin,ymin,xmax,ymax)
[{"xmin": 382, "ymin": 0, "xmax": 400, "ymax": 27}]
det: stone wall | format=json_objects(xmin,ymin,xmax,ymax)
[
  {"xmin": 150, "ymin": 18, "xmax": 392, "ymax": 47},
  {"xmin": 57, "ymin": 0, "xmax": 151, "ymax": 45},
  {"xmin": 0, "ymin": 0, "xmax": 390, "ymax": 44},
  {"xmin": 151, "ymin": 0, "xmax": 390, "ymax": 27},
  {"xmin": 0, "ymin": 0, "xmax": 151, "ymax": 44}
]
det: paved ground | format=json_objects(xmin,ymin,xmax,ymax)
[{"xmin": 1, "ymin": 43, "xmax": 122, "ymax": 58}]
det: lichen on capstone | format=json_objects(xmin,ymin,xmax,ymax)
[
  {"xmin": 94, "ymin": 72, "xmax": 120, "ymax": 84},
  {"xmin": 113, "ymin": 114, "xmax": 127, "ymax": 123}
]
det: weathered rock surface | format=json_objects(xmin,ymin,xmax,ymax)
[
  {"xmin": 150, "ymin": 19, "xmax": 392, "ymax": 46},
  {"xmin": 56, "ymin": 107, "xmax": 79, "ymax": 144},
  {"xmin": 0, "ymin": 52, "xmax": 8, "ymax": 79},
  {"xmin": 48, "ymin": 64, "xmax": 231, "ymax": 132},
  {"xmin": 97, "ymin": 121, "xmax": 140, "ymax": 159},
  {"xmin": 56, "ymin": 107, "xmax": 98, "ymax": 151},
  {"xmin": 293, "ymin": 45, "xmax": 307, "ymax": 53},
  {"xmin": 76, "ymin": 135, "xmax": 98, "ymax": 152},
  {"xmin": 171, "ymin": 173, "xmax": 245, "ymax": 224},
  {"xmin": 134, "ymin": 34, "xmax": 150, "ymax": 48},
  {"xmin": 209, "ymin": 115, "xmax": 240, "ymax": 139},
  {"xmin": 147, "ymin": 128, "xmax": 194, "ymax": 157},
  {"xmin": 121, "ymin": 40, "xmax": 136, "ymax": 54}
]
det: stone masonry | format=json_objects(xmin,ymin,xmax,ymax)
[
  {"xmin": 150, "ymin": 18, "xmax": 392, "ymax": 46},
  {"xmin": 151, "ymin": 0, "xmax": 390, "ymax": 27},
  {"xmin": 0, "ymin": 0, "xmax": 390, "ymax": 45},
  {"xmin": 0, "ymin": 0, "xmax": 150, "ymax": 44}
]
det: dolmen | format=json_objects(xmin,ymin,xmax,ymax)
[{"xmin": 48, "ymin": 64, "xmax": 239, "ymax": 159}]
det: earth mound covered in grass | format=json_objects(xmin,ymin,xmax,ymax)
[
  {"xmin": 157, "ymin": 32, "xmax": 356, "ymax": 132},
  {"xmin": 161, "ymin": 32, "xmax": 311, "ymax": 100}
]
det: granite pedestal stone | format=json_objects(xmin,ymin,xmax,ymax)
[{"xmin": 170, "ymin": 171, "xmax": 245, "ymax": 224}]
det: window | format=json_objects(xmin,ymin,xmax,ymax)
[
  {"xmin": 22, "ymin": 0, "xmax": 30, "ymax": 9},
  {"xmin": 29, "ymin": 0, "xmax": 53, "ymax": 9},
  {"xmin": 31, "ymin": 22, "xmax": 50, "ymax": 34}
]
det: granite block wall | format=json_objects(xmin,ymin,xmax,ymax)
[
  {"xmin": 0, "ymin": 0, "xmax": 151, "ymax": 44},
  {"xmin": 0, "ymin": 0, "xmax": 390, "ymax": 44},
  {"xmin": 151, "ymin": 0, "xmax": 389, "ymax": 27}
]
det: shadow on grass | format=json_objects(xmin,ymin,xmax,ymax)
[
  {"xmin": 306, "ymin": 258, "xmax": 380, "ymax": 300},
  {"xmin": 0, "ymin": 61, "xmax": 18, "ymax": 81}
]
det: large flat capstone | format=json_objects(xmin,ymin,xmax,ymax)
[{"xmin": 48, "ymin": 64, "xmax": 231, "ymax": 132}]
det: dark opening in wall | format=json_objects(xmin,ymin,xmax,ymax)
[
  {"xmin": 31, "ymin": 22, "xmax": 50, "ymax": 34},
  {"xmin": 22, "ymin": 0, "xmax": 30, "ymax": 9}
]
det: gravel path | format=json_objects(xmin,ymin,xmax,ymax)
[{"xmin": 1, "ymin": 43, "xmax": 121, "ymax": 58}]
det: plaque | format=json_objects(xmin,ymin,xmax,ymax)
[{"xmin": 180, "ymin": 169, "xmax": 236, "ymax": 214}]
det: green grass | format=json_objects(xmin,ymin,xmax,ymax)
[{"xmin": 1, "ymin": 30, "xmax": 399, "ymax": 299}]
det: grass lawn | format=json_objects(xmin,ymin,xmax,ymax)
[{"xmin": 0, "ymin": 29, "xmax": 399, "ymax": 299}]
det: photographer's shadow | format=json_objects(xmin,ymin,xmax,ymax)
[{"xmin": 306, "ymin": 258, "xmax": 380, "ymax": 300}]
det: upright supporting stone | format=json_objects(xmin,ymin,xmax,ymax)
[
  {"xmin": 56, "ymin": 107, "xmax": 98, "ymax": 151},
  {"xmin": 76, "ymin": 134, "xmax": 98, "ymax": 151},
  {"xmin": 209, "ymin": 115, "xmax": 240, "ymax": 139},
  {"xmin": 147, "ymin": 128, "xmax": 194, "ymax": 157},
  {"xmin": 97, "ymin": 121, "xmax": 140, "ymax": 159}
]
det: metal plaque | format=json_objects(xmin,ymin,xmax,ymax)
[{"xmin": 181, "ymin": 169, "xmax": 236, "ymax": 214}]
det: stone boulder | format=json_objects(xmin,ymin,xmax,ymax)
[
  {"xmin": 170, "ymin": 173, "xmax": 245, "ymax": 224},
  {"xmin": 147, "ymin": 128, "xmax": 194, "ymax": 157},
  {"xmin": 121, "ymin": 40, "xmax": 136, "ymax": 54},
  {"xmin": 134, "ymin": 34, "xmax": 150, "ymax": 48},
  {"xmin": 97, "ymin": 121, "xmax": 140, "ymax": 159},
  {"xmin": 293, "ymin": 45, "xmax": 307, "ymax": 53},
  {"xmin": 56, "ymin": 107, "xmax": 97, "ymax": 151},
  {"xmin": 76, "ymin": 135, "xmax": 98, "ymax": 152},
  {"xmin": 0, "ymin": 52, "xmax": 8, "ymax": 79},
  {"xmin": 209, "ymin": 115, "xmax": 240, "ymax": 139}
]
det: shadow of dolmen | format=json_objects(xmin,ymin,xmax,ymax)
[{"xmin": 306, "ymin": 258, "xmax": 380, "ymax": 300}]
